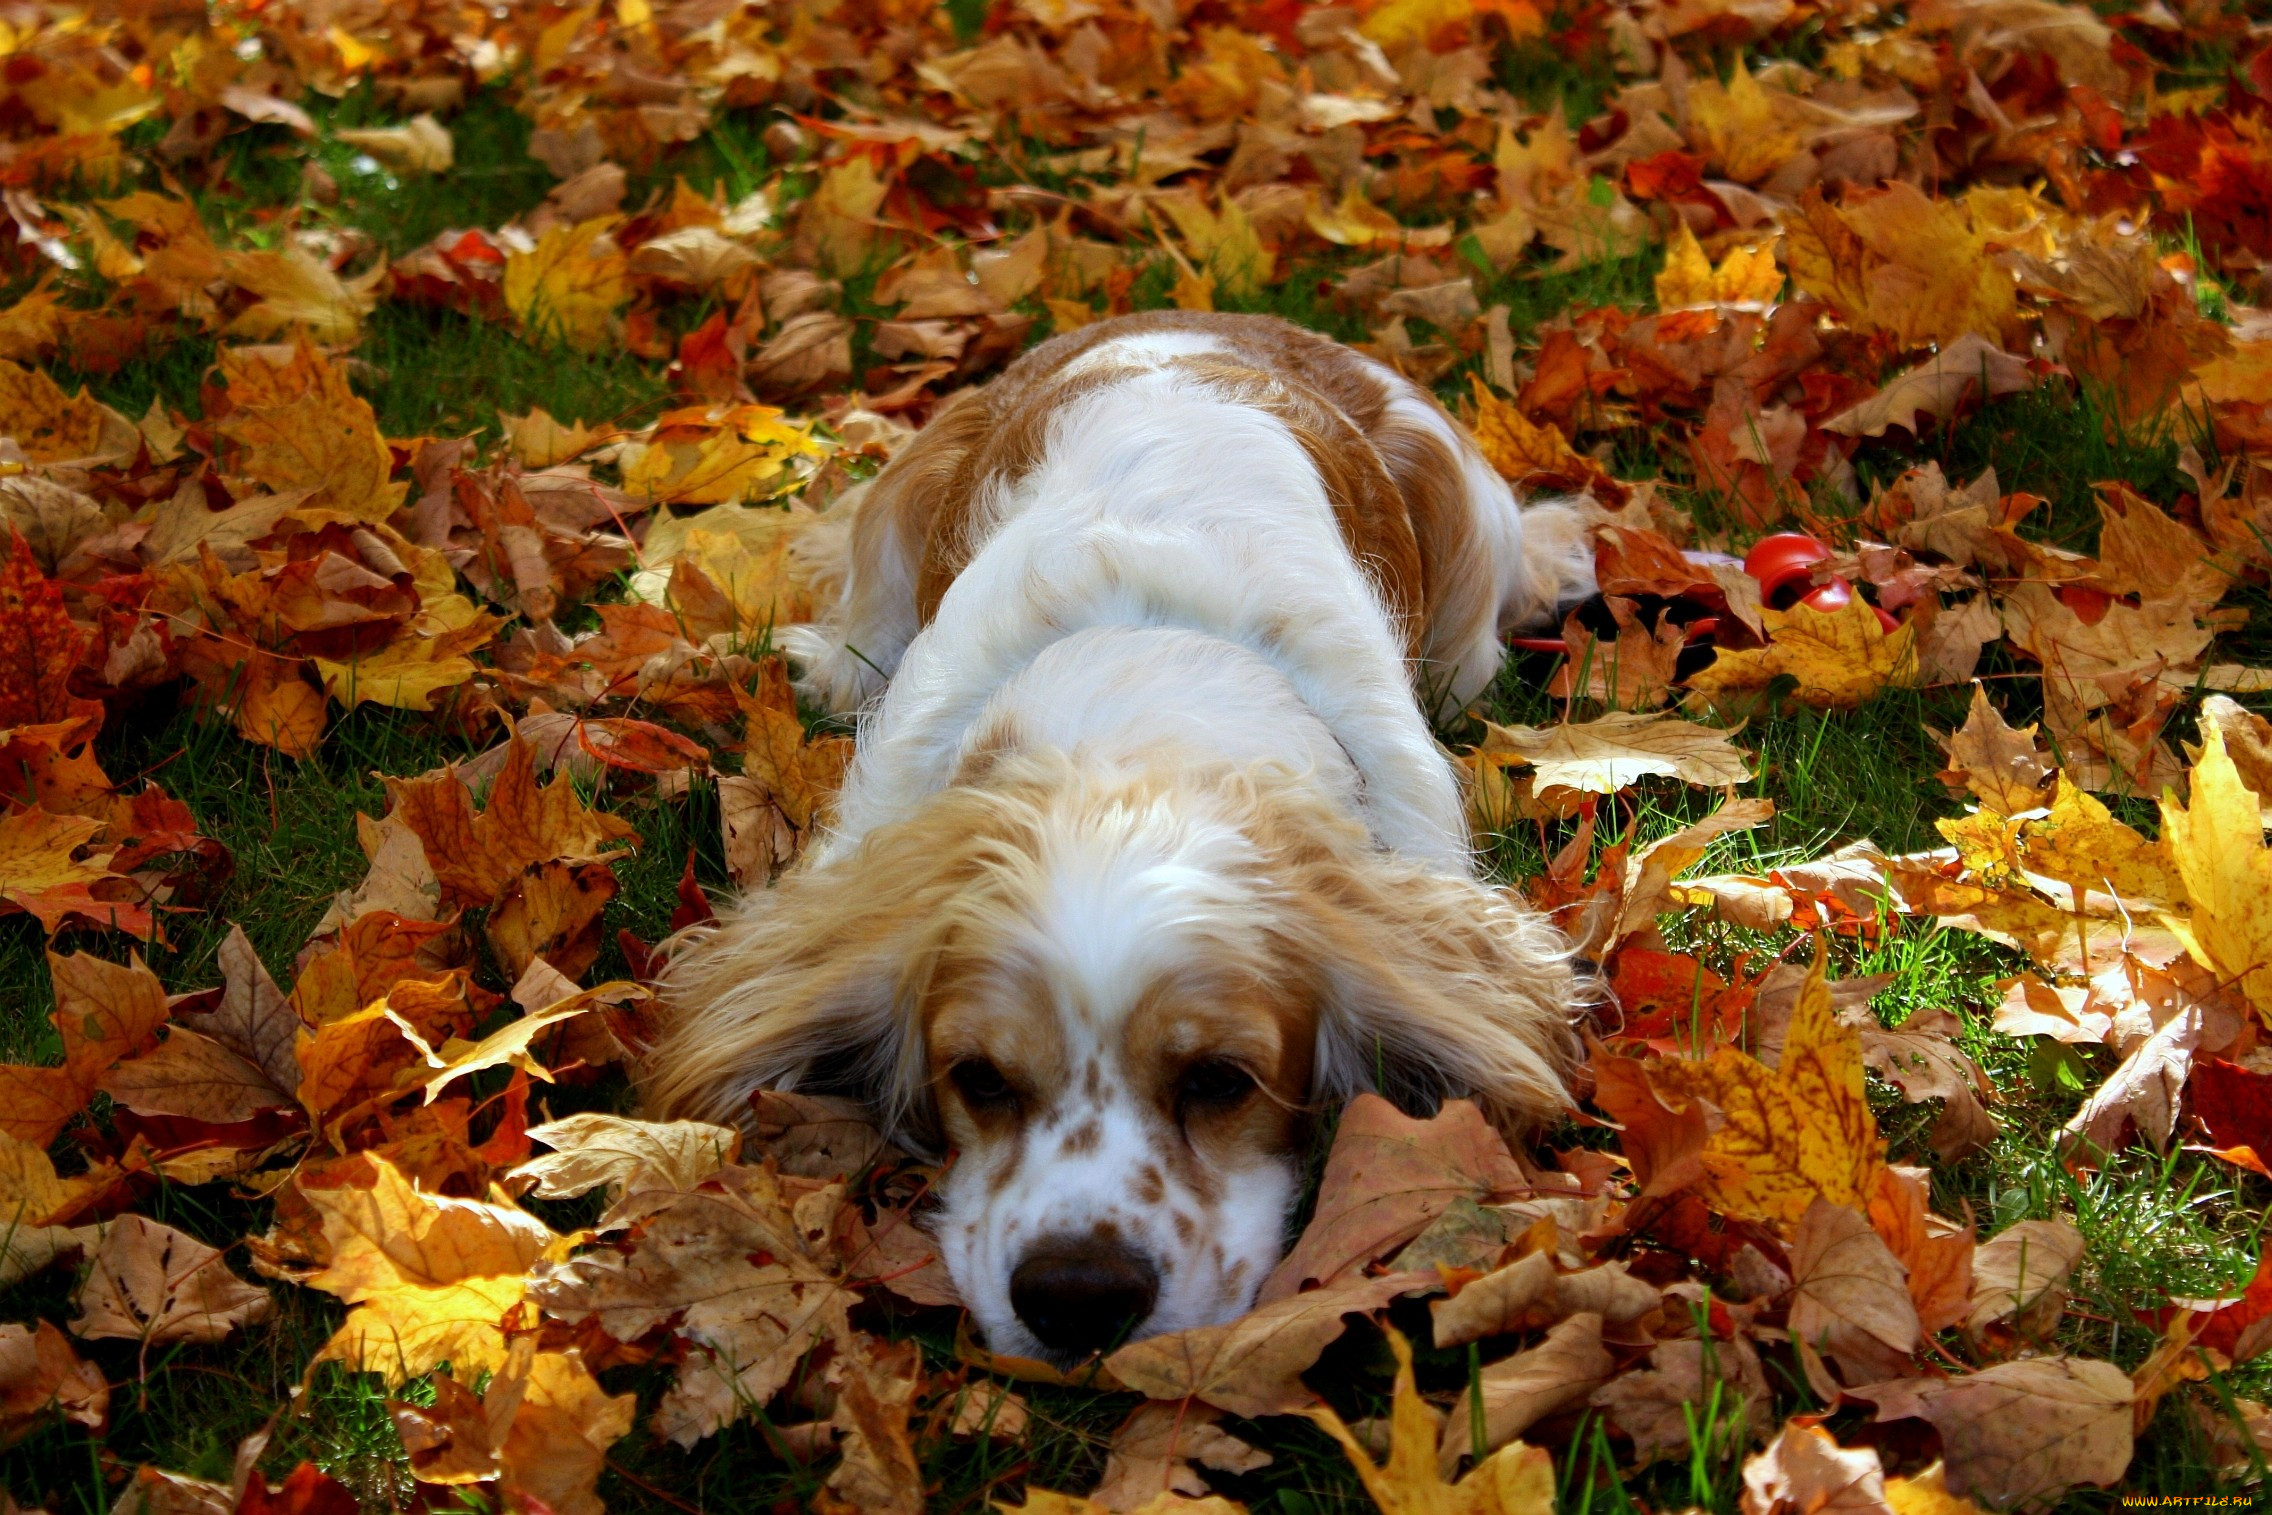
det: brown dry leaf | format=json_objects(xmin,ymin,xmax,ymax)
[
  {"xmin": 1645, "ymin": 951, "xmax": 1885, "ymax": 1230},
  {"xmin": 0, "ymin": 1319, "xmax": 107, "ymax": 1443},
  {"xmin": 1686, "ymin": 597, "xmax": 1919, "ymax": 712},
  {"xmin": 0, "ymin": 950, "xmax": 170, "ymax": 1145},
  {"xmin": 1309, "ymin": 1329, "xmax": 1557, "ymax": 1515},
  {"xmin": 530, "ymin": 1163, "xmax": 851, "ymax": 1447},
  {"xmin": 1739, "ymin": 1422, "xmax": 1889, "ymax": 1515},
  {"xmin": 1260, "ymin": 1096, "xmax": 1527, "ymax": 1299},
  {"xmin": 1787, "ymin": 1198, "xmax": 1920, "ymax": 1400},
  {"xmin": 97, "ymin": 1024, "xmax": 291, "ymax": 1125},
  {"xmin": 1092, "ymin": 1402, "xmax": 1270, "ymax": 1513},
  {"xmin": 1820, "ymin": 335, "xmax": 2036, "ymax": 438},
  {"xmin": 1591, "ymin": 1334, "xmax": 1775, "ymax": 1467},
  {"xmin": 820, "ymin": 1329, "xmax": 925, "ymax": 1515},
  {"xmin": 512, "ymin": 1112, "xmax": 742, "ymax": 1229},
  {"xmin": 1857, "ymin": 1358, "xmax": 2134, "ymax": 1507},
  {"xmin": 1106, "ymin": 1271, "xmax": 1432, "ymax": 1418},
  {"xmin": 1477, "ymin": 712, "xmax": 1752, "ymax": 795},
  {"xmin": 336, "ymin": 115, "xmax": 453, "ymax": 173},
  {"xmin": 1936, "ymin": 685, "xmax": 2055, "ymax": 813},
  {"xmin": 1965, "ymin": 1218, "xmax": 2085, "ymax": 1342},
  {"xmin": 1430, "ymin": 1254, "xmax": 1661, "ymax": 1348},
  {"xmin": 1435, "ymin": 1312, "xmax": 1614, "ymax": 1473},
  {"xmin": 1883, "ymin": 1463, "xmax": 1991, "ymax": 1515},
  {"xmin": 71, "ymin": 1215, "xmax": 271, "ymax": 1346},
  {"xmin": 383, "ymin": 731, "xmax": 638, "ymax": 909}
]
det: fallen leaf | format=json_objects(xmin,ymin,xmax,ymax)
[
  {"xmin": 1820, "ymin": 335, "xmax": 2037, "ymax": 437},
  {"xmin": 530, "ymin": 1163, "xmax": 851, "ymax": 1446},
  {"xmin": 1686, "ymin": 597, "xmax": 1919, "ymax": 712},
  {"xmin": 336, "ymin": 116, "xmax": 454, "ymax": 173},
  {"xmin": 1309, "ymin": 1328, "xmax": 1557, "ymax": 1514},
  {"xmin": 1435, "ymin": 1312, "xmax": 1614, "ymax": 1472},
  {"xmin": 1645, "ymin": 950, "xmax": 1885, "ymax": 1230},
  {"xmin": 1787, "ymin": 1198, "xmax": 1920, "ymax": 1399},
  {"xmin": 71, "ymin": 1215, "xmax": 271, "ymax": 1346},
  {"xmin": 2163, "ymin": 720, "xmax": 2272, "ymax": 1026},
  {"xmin": 1092, "ymin": 1402, "xmax": 1269, "ymax": 1513},
  {"xmin": 1477, "ymin": 712, "xmax": 1752, "ymax": 795},
  {"xmin": 1856, "ymin": 1357, "xmax": 2134, "ymax": 1507},
  {"xmin": 1107, "ymin": 1271, "xmax": 1432, "ymax": 1418},
  {"xmin": 0, "ymin": 1319, "xmax": 107, "ymax": 1444},
  {"xmin": 1260, "ymin": 1096, "xmax": 1527, "ymax": 1299},
  {"xmin": 1740, "ymin": 1422, "xmax": 1888, "ymax": 1515}
]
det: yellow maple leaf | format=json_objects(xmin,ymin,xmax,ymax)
[
  {"xmin": 1154, "ymin": 191, "xmax": 1272, "ymax": 301},
  {"xmin": 794, "ymin": 155, "xmax": 892, "ymax": 277},
  {"xmin": 503, "ymin": 217, "xmax": 631, "ymax": 352},
  {"xmin": 1685, "ymin": 596, "xmax": 1918, "ymax": 711},
  {"xmin": 0, "ymin": 360, "xmax": 123, "ymax": 463},
  {"xmin": 1308, "ymin": 1328, "xmax": 1556, "ymax": 1515},
  {"xmin": 216, "ymin": 342, "xmax": 405, "ymax": 521},
  {"xmin": 1782, "ymin": 182, "xmax": 2020, "ymax": 349},
  {"xmin": 1647, "ymin": 948, "xmax": 1885, "ymax": 1229},
  {"xmin": 619, "ymin": 405, "xmax": 825, "ymax": 506},
  {"xmin": 318, "ymin": 1274, "xmax": 531, "ymax": 1385},
  {"xmin": 1468, "ymin": 376, "xmax": 1590, "ymax": 483},
  {"xmin": 1685, "ymin": 58, "xmax": 1808, "ymax": 186},
  {"xmin": 1656, "ymin": 219, "xmax": 1783, "ymax": 308},
  {"xmin": 2163, "ymin": 720, "xmax": 2272, "ymax": 1025},
  {"xmin": 1307, "ymin": 185, "xmax": 1406, "ymax": 247}
]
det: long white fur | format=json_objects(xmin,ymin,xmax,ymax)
[{"xmin": 682, "ymin": 327, "xmax": 1589, "ymax": 1355}]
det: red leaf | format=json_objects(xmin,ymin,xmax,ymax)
[
  {"xmin": 236, "ymin": 1463, "xmax": 359, "ymax": 1515},
  {"xmin": 2192, "ymin": 1056, "xmax": 2272, "ymax": 1175},
  {"xmin": 0, "ymin": 531, "xmax": 103, "ymax": 736}
]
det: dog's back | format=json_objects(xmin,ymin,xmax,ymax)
[{"xmin": 791, "ymin": 310, "xmax": 1594, "ymax": 868}]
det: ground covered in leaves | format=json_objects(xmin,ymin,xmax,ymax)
[{"xmin": 3, "ymin": 0, "xmax": 2272, "ymax": 1512}]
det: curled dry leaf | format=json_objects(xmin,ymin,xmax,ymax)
[
  {"xmin": 512, "ymin": 1112, "xmax": 742, "ymax": 1228},
  {"xmin": 1966, "ymin": 1218, "xmax": 2086, "ymax": 1343},
  {"xmin": 0, "ymin": 1319, "xmax": 107, "ymax": 1444},
  {"xmin": 1092, "ymin": 1402, "xmax": 1269, "ymax": 1513},
  {"xmin": 1477, "ymin": 711, "xmax": 1753, "ymax": 796},
  {"xmin": 1592, "ymin": 1333, "xmax": 1776, "ymax": 1467},
  {"xmin": 1435, "ymin": 1312, "xmax": 1615, "ymax": 1473},
  {"xmin": 1740, "ymin": 1422, "xmax": 1890, "ymax": 1515},
  {"xmin": 530, "ymin": 1162, "xmax": 851, "ymax": 1447}
]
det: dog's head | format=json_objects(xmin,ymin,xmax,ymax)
[{"xmin": 646, "ymin": 751, "xmax": 1574, "ymax": 1363}]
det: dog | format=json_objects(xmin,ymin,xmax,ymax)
[{"xmin": 643, "ymin": 310, "xmax": 1592, "ymax": 1363}]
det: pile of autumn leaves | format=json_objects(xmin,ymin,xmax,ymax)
[{"xmin": 11, "ymin": 710, "xmax": 2272, "ymax": 1515}]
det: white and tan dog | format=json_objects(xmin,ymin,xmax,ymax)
[{"xmin": 644, "ymin": 310, "xmax": 1591, "ymax": 1363}]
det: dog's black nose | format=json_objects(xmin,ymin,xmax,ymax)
[{"xmin": 1009, "ymin": 1234, "xmax": 1159, "ymax": 1358}]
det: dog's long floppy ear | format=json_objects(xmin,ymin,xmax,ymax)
[
  {"xmin": 1253, "ymin": 779, "xmax": 1580, "ymax": 1135},
  {"xmin": 642, "ymin": 784, "xmax": 1040, "ymax": 1149}
]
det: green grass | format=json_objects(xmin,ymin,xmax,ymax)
[{"xmin": 6, "ymin": 51, "xmax": 2272, "ymax": 1515}]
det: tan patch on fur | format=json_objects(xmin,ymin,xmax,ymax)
[{"xmin": 861, "ymin": 310, "xmax": 1497, "ymax": 674}]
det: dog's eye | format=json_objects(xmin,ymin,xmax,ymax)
[
  {"xmin": 1177, "ymin": 1058, "xmax": 1255, "ymax": 1116},
  {"xmin": 950, "ymin": 1058, "xmax": 1019, "ymax": 1113}
]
